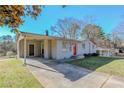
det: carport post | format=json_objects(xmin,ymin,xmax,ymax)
[
  {"xmin": 17, "ymin": 38, "xmax": 20, "ymax": 58},
  {"xmin": 24, "ymin": 35, "xmax": 27, "ymax": 65}
]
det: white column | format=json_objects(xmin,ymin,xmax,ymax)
[
  {"xmin": 17, "ymin": 39, "xmax": 20, "ymax": 58},
  {"xmin": 16, "ymin": 34, "xmax": 20, "ymax": 58},
  {"xmin": 44, "ymin": 39, "xmax": 49, "ymax": 59},
  {"xmin": 24, "ymin": 36, "xmax": 27, "ymax": 64},
  {"xmin": 16, "ymin": 34, "xmax": 24, "ymax": 58}
]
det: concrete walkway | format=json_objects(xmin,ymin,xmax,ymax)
[{"xmin": 24, "ymin": 58, "xmax": 124, "ymax": 88}]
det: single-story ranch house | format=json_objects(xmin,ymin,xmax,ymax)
[{"xmin": 16, "ymin": 32, "xmax": 97, "ymax": 60}]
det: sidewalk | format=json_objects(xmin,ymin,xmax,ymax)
[{"xmin": 25, "ymin": 58, "xmax": 124, "ymax": 88}]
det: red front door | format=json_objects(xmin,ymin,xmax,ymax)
[{"xmin": 73, "ymin": 45, "xmax": 76, "ymax": 56}]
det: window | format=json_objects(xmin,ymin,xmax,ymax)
[
  {"xmin": 82, "ymin": 43, "xmax": 85, "ymax": 49},
  {"xmin": 92, "ymin": 45, "xmax": 96, "ymax": 49},
  {"xmin": 92, "ymin": 45, "xmax": 94, "ymax": 49}
]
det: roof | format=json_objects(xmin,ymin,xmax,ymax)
[
  {"xmin": 19, "ymin": 31, "xmax": 82, "ymax": 42},
  {"xmin": 89, "ymin": 40, "xmax": 97, "ymax": 45},
  {"xmin": 82, "ymin": 39, "xmax": 97, "ymax": 46}
]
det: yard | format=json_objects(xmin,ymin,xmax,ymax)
[
  {"xmin": 0, "ymin": 58, "xmax": 43, "ymax": 88},
  {"xmin": 67, "ymin": 57, "xmax": 124, "ymax": 77}
]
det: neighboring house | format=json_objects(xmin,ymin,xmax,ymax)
[
  {"xmin": 17, "ymin": 32, "xmax": 97, "ymax": 60},
  {"xmin": 89, "ymin": 39, "xmax": 114, "ymax": 57},
  {"xmin": 96, "ymin": 47, "xmax": 113, "ymax": 57}
]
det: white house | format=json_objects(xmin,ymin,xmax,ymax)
[
  {"xmin": 16, "ymin": 32, "xmax": 97, "ymax": 60},
  {"xmin": 82, "ymin": 40, "xmax": 97, "ymax": 54},
  {"xmin": 96, "ymin": 47, "xmax": 113, "ymax": 57}
]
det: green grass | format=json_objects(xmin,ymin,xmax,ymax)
[
  {"xmin": 67, "ymin": 57, "xmax": 124, "ymax": 77},
  {"xmin": 0, "ymin": 59, "xmax": 43, "ymax": 88}
]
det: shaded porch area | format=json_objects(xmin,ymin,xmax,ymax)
[{"xmin": 17, "ymin": 32, "xmax": 57, "ymax": 61}]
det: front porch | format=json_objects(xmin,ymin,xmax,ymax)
[{"xmin": 16, "ymin": 32, "xmax": 57, "ymax": 61}]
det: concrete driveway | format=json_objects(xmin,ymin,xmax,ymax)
[{"xmin": 24, "ymin": 58, "xmax": 124, "ymax": 88}]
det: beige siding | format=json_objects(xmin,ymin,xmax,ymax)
[
  {"xmin": 19, "ymin": 39, "xmax": 24, "ymax": 57},
  {"xmin": 56, "ymin": 40, "xmax": 73, "ymax": 59},
  {"xmin": 51, "ymin": 40, "xmax": 57, "ymax": 59},
  {"xmin": 35, "ymin": 41, "xmax": 41, "ymax": 56}
]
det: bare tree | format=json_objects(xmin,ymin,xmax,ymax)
[
  {"xmin": 112, "ymin": 20, "xmax": 124, "ymax": 48},
  {"xmin": 51, "ymin": 18, "xmax": 83, "ymax": 40},
  {"xmin": 0, "ymin": 35, "xmax": 16, "ymax": 56}
]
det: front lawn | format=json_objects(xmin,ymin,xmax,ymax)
[
  {"xmin": 67, "ymin": 57, "xmax": 124, "ymax": 77},
  {"xmin": 0, "ymin": 59, "xmax": 43, "ymax": 88}
]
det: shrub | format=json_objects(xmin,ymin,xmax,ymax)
[
  {"xmin": 84, "ymin": 53, "xmax": 99, "ymax": 57},
  {"xmin": 6, "ymin": 51, "xmax": 16, "ymax": 58},
  {"xmin": 84, "ymin": 53, "xmax": 91, "ymax": 57},
  {"xmin": 91, "ymin": 53, "xmax": 99, "ymax": 56},
  {"xmin": 83, "ymin": 54, "xmax": 87, "ymax": 57}
]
